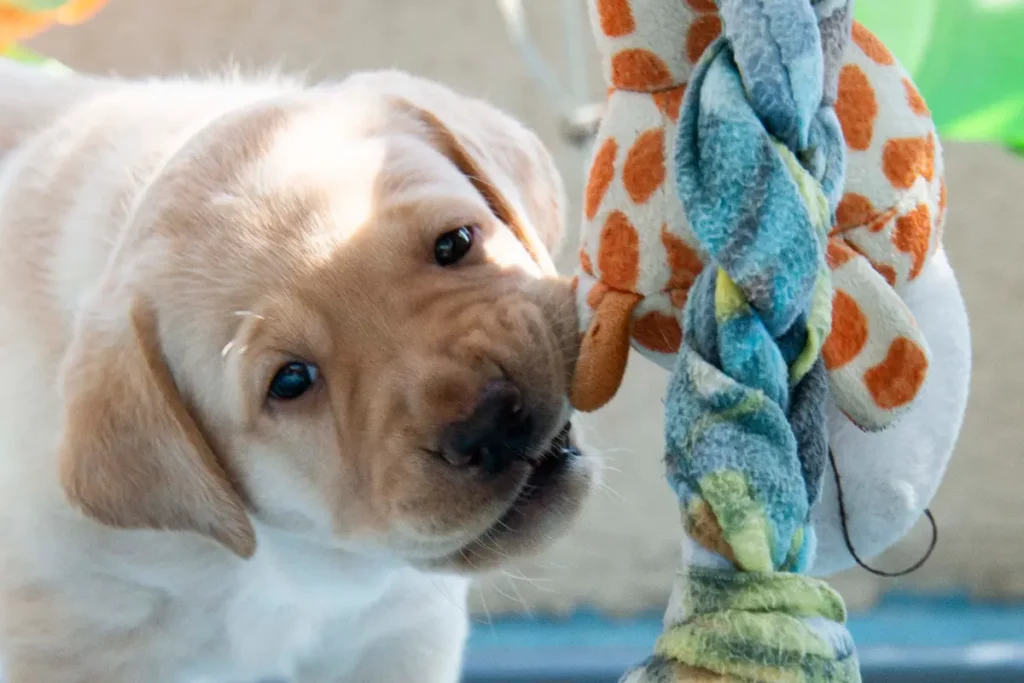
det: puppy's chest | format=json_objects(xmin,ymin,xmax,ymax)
[
  {"xmin": 180, "ymin": 571, "xmax": 373, "ymax": 683},
  {"xmin": 228, "ymin": 595, "xmax": 342, "ymax": 680}
]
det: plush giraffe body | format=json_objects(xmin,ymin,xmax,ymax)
[{"xmin": 574, "ymin": 0, "xmax": 945, "ymax": 433}]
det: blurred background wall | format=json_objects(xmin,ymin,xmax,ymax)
[{"xmin": 28, "ymin": 0, "xmax": 1024, "ymax": 617}]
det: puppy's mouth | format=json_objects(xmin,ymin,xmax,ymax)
[
  {"xmin": 503, "ymin": 422, "xmax": 576, "ymax": 509},
  {"xmin": 428, "ymin": 422, "xmax": 590, "ymax": 572}
]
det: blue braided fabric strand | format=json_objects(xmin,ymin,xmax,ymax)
[{"xmin": 668, "ymin": 0, "xmax": 850, "ymax": 583}]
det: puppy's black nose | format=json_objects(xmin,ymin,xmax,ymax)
[{"xmin": 440, "ymin": 380, "xmax": 534, "ymax": 474}]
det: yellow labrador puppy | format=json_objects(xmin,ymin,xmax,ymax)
[{"xmin": 0, "ymin": 62, "xmax": 596, "ymax": 682}]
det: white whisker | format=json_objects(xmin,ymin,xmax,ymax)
[
  {"xmin": 500, "ymin": 569, "xmax": 557, "ymax": 594},
  {"xmin": 595, "ymin": 479, "xmax": 627, "ymax": 504},
  {"xmin": 504, "ymin": 575, "xmax": 532, "ymax": 615},
  {"xmin": 491, "ymin": 579, "xmax": 531, "ymax": 617},
  {"xmin": 233, "ymin": 310, "xmax": 265, "ymax": 320},
  {"xmin": 429, "ymin": 577, "xmax": 470, "ymax": 616},
  {"xmin": 472, "ymin": 583, "xmax": 496, "ymax": 631}
]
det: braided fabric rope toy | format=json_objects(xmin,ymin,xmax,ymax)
[{"xmin": 571, "ymin": 0, "xmax": 971, "ymax": 680}]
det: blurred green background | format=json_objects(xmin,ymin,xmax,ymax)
[{"xmin": 855, "ymin": 0, "xmax": 1024, "ymax": 151}]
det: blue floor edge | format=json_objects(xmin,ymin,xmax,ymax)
[{"xmin": 463, "ymin": 593, "xmax": 1024, "ymax": 682}]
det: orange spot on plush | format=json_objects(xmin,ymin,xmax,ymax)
[
  {"xmin": 823, "ymin": 291, "xmax": 869, "ymax": 370},
  {"xmin": 883, "ymin": 134, "xmax": 935, "ymax": 189},
  {"xmin": 936, "ymin": 177, "xmax": 948, "ymax": 243},
  {"xmin": 598, "ymin": 211, "xmax": 641, "ymax": 291},
  {"xmin": 867, "ymin": 209, "xmax": 898, "ymax": 233},
  {"xmin": 611, "ymin": 49, "xmax": 673, "ymax": 91},
  {"xmin": 825, "ymin": 238, "xmax": 856, "ymax": 269},
  {"xmin": 893, "ymin": 204, "xmax": 932, "ymax": 279},
  {"xmin": 864, "ymin": 337, "xmax": 929, "ymax": 409},
  {"xmin": 686, "ymin": 0, "xmax": 718, "ymax": 11},
  {"xmin": 670, "ymin": 288, "xmax": 690, "ymax": 309},
  {"xmin": 875, "ymin": 264, "xmax": 897, "ymax": 287},
  {"xmin": 686, "ymin": 14, "xmax": 722, "ymax": 63},
  {"xmin": 903, "ymin": 78, "xmax": 930, "ymax": 117},
  {"xmin": 570, "ymin": 275, "xmax": 579, "ymax": 296},
  {"xmin": 653, "ymin": 85, "xmax": 686, "ymax": 121},
  {"xmin": 851, "ymin": 21, "xmax": 894, "ymax": 65},
  {"xmin": 585, "ymin": 138, "xmax": 618, "ymax": 220},
  {"xmin": 662, "ymin": 226, "xmax": 704, "ymax": 289},
  {"xmin": 623, "ymin": 129, "xmax": 666, "ymax": 205},
  {"xmin": 597, "ymin": 0, "xmax": 636, "ymax": 37},
  {"xmin": 926, "ymin": 134, "xmax": 936, "ymax": 179},
  {"xmin": 580, "ymin": 246, "xmax": 594, "ymax": 276},
  {"xmin": 835, "ymin": 192, "xmax": 876, "ymax": 231},
  {"xmin": 633, "ymin": 311, "xmax": 683, "ymax": 354},
  {"xmin": 835, "ymin": 65, "xmax": 877, "ymax": 151}
]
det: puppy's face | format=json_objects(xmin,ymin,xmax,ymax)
[{"xmin": 56, "ymin": 74, "xmax": 596, "ymax": 572}]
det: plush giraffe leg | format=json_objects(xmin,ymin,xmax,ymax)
[{"xmin": 571, "ymin": 288, "xmax": 640, "ymax": 411}]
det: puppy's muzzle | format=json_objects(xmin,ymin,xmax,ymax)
[{"xmin": 439, "ymin": 380, "xmax": 541, "ymax": 475}]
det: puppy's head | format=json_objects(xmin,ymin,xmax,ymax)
[{"xmin": 56, "ymin": 72, "xmax": 596, "ymax": 572}]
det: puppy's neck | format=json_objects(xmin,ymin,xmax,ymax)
[{"xmin": 243, "ymin": 522, "xmax": 411, "ymax": 611}]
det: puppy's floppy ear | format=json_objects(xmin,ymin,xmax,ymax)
[
  {"xmin": 384, "ymin": 88, "xmax": 565, "ymax": 266},
  {"xmin": 57, "ymin": 294, "xmax": 256, "ymax": 558}
]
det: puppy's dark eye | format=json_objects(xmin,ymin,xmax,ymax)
[
  {"xmin": 268, "ymin": 361, "xmax": 319, "ymax": 400},
  {"xmin": 434, "ymin": 226, "xmax": 475, "ymax": 266}
]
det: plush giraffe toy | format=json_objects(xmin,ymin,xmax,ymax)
[
  {"xmin": 572, "ymin": 0, "xmax": 970, "ymax": 681},
  {"xmin": 574, "ymin": 0, "xmax": 944, "ymax": 428},
  {"xmin": 573, "ymin": 0, "xmax": 967, "ymax": 570},
  {"xmin": 574, "ymin": 0, "xmax": 967, "ymax": 575}
]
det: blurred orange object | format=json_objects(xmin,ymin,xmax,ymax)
[{"xmin": 0, "ymin": 0, "xmax": 107, "ymax": 48}]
